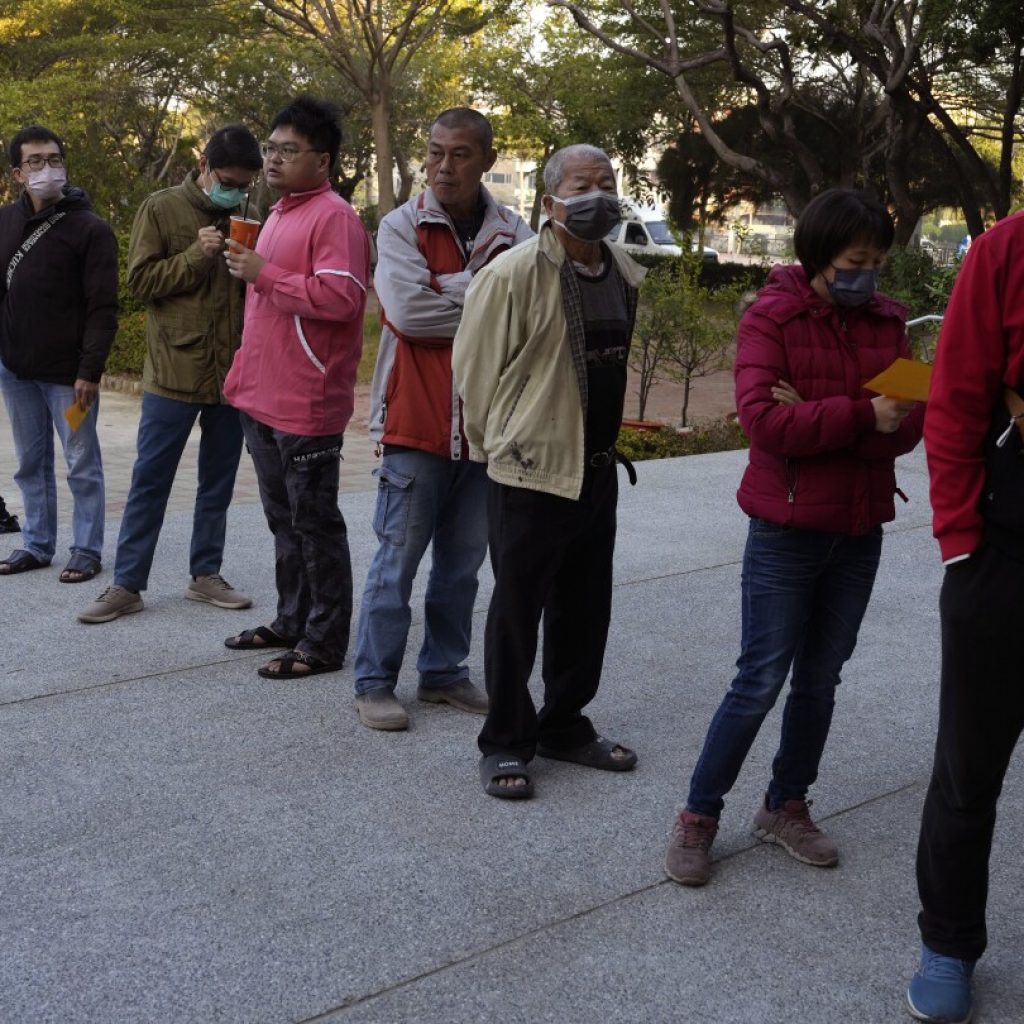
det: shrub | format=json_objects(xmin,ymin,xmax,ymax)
[
  {"xmin": 626, "ymin": 252, "xmax": 769, "ymax": 293},
  {"xmin": 616, "ymin": 421, "xmax": 749, "ymax": 461}
]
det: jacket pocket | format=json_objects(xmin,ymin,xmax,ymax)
[
  {"xmin": 372, "ymin": 464, "xmax": 414, "ymax": 546},
  {"xmin": 500, "ymin": 373, "xmax": 531, "ymax": 434},
  {"xmin": 294, "ymin": 315, "xmax": 326, "ymax": 375},
  {"xmin": 152, "ymin": 321, "xmax": 212, "ymax": 392}
]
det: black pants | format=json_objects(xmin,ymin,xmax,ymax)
[
  {"xmin": 241, "ymin": 413, "xmax": 352, "ymax": 664},
  {"xmin": 478, "ymin": 468, "xmax": 617, "ymax": 760},
  {"xmin": 916, "ymin": 540, "xmax": 1024, "ymax": 960}
]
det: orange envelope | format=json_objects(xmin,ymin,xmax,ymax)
[
  {"xmin": 63, "ymin": 401, "xmax": 90, "ymax": 432},
  {"xmin": 864, "ymin": 358, "xmax": 932, "ymax": 403}
]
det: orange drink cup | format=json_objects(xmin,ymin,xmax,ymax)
[{"xmin": 229, "ymin": 216, "xmax": 260, "ymax": 249}]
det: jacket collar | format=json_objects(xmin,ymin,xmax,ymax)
[
  {"xmin": 272, "ymin": 178, "xmax": 333, "ymax": 214},
  {"xmin": 537, "ymin": 221, "xmax": 647, "ymax": 289},
  {"xmin": 415, "ymin": 184, "xmax": 511, "ymax": 232},
  {"xmin": 183, "ymin": 169, "xmax": 231, "ymax": 215},
  {"xmin": 761, "ymin": 261, "xmax": 905, "ymax": 321}
]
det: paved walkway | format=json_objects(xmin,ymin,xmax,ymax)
[{"xmin": 1, "ymin": 400, "xmax": 1022, "ymax": 1023}]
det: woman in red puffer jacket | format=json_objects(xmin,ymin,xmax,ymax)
[{"xmin": 664, "ymin": 189, "xmax": 925, "ymax": 887}]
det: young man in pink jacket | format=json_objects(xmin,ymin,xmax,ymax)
[{"xmin": 221, "ymin": 96, "xmax": 372, "ymax": 678}]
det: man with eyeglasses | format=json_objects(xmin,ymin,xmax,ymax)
[
  {"xmin": 0, "ymin": 125, "xmax": 118, "ymax": 582},
  {"xmin": 220, "ymin": 96, "xmax": 371, "ymax": 679},
  {"xmin": 80, "ymin": 124, "xmax": 263, "ymax": 623}
]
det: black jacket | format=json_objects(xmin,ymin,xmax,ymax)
[{"xmin": 0, "ymin": 187, "xmax": 119, "ymax": 384}]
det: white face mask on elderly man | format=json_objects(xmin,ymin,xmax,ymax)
[
  {"xmin": 24, "ymin": 165, "xmax": 67, "ymax": 204},
  {"xmin": 548, "ymin": 191, "xmax": 621, "ymax": 242}
]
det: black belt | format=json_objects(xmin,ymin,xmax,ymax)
[{"xmin": 587, "ymin": 447, "xmax": 637, "ymax": 486}]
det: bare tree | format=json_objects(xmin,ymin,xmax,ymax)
[{"xmin": 258, "ymin": 0, "xmax": 487, "ymax": 213}]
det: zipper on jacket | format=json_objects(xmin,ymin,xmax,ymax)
[
  {"xmin": 379, "ymin": 399, "xmax": 387, "ymax": 425},
  {"xmin": 786, "ymin": 459, "xmax": 799, "ymax": 504}
]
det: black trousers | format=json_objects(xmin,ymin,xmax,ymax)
[
  {"xmin": 916, "ymin": 540, "xmax": 1024, "ymax": 960},
  {"xmin": 240, "ymin": 413, "xmax": 352, "ymax": 664},
  {"xmin": 478, "ymin": 467, "xmax": 617, "ymax": 760}
]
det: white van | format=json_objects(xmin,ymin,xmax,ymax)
[
  {"xmin": 605, "ymin": 200, "xmax": 683, "ymax": 257},
  {"xmin": 603, "ymin": 200, "xmax": 720, "ymax": 262}
]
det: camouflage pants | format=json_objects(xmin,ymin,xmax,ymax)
[{"xmin": 240, "ymin": 413, "xmax": 352, "ymax": 664}]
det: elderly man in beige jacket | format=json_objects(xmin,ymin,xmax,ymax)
[{"xmin": 453, "ymin": 143, "xmax": 646, "ymax": 800}]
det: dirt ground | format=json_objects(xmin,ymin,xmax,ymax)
[{"xmin": 623, "ymin": 366, "xmax": 736, "ymax": 426}]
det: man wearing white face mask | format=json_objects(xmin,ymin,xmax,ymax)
[
  {"xmin": 0, "ymin": 125, "xmax": 118, "ymax": 582},
  {"xmin": 80, "ymin": 125, "xmax": 264, "ymax": 624},
  {"xmin": 453, "ymin": 143, "xmax": 646, "ymax": 799}
]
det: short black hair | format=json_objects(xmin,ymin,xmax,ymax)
[
  {"xmin": 203, "ymin": 124, "xmax": 262, "ymax": 172},
  {"xmin": 9, "ymin": 125, "xmax": 65, "ymax": 170},
  {"xmin": 794, "ymin": 188, "xmax": 895, "ymax": 279},
  {"xmin": 270, "ymin": 95, "xmax": 342, "ymax": 168},
  {"xmin": 430, "ymin": 108, "xmax": 493, "ymax": 154}
]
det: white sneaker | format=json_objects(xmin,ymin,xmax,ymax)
[{"xmin": 185, "ymin": 574, "xmax": 253, "ymax": 610}]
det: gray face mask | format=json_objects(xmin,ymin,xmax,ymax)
[
  {"xmin": 827, "ymin": 266, "xmax": 878, "ymax": 308},
  {"xmin": 549, "ymin": 191, "xmax": 621, "ymax": 242}
]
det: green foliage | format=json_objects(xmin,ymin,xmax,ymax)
[
  {"xmin": 631, "ymin": 262, "xmax": 740, "ymax": 424},
  {"xmin": 616, "ymin": 422, "xmax": 749, "ymax": 462},
  {"xmin": 880, "ymin": 247, "xmax": 959, "ymax": 319},
  {"xmin": 626, "ymin": 252, "xmax": 768, "ymax": 293}
]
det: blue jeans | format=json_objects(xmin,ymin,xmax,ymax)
[
  {"xmin": 687, "ymin": 518, "xmax": 883, "ymax": 818},
  {"xmin": 354, "ymin": 450, "xmax": 488, "ymax": 695},
  {"xmin": 0, "ymin": 361, "xmax": 104, "ymax": 563},
  {"xmin": 114, "ymin": 392, "xmax": 243, "ymax": 592}
]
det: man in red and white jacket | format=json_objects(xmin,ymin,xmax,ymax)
[
  {"xmin": 222, "ymin": 96, "xmax": 371, "ymax": 679},
  {"xmin": 352, "ymin": 108, "xmax": 531, "ymax": 731},
  {"xmin": 907, "ymin": 211, "xmax": 1024, "ymax": 1022}
]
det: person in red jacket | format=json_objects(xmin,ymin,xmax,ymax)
[
  {"xmin": 663, "ymin": 189, "xmax": 924, "ymax": 887},
  {"xmin": 905, "ymin": 211, "xmax": 1024, "ymax": 1024}
]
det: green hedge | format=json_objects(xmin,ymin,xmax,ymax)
[
  {"xmin": 626, "ymin": 252, "xmax": 769, "ymax": 293},
  {"xmin": 616, "ymin": 422, "xmax": 749, "ymax": 461}
]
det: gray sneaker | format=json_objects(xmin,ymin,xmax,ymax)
[
  {"xmin": 78, "ymin": 585, "xmax": 144, "ymax": 624},
  {"xmin": 417, "ymin": 678, "xmax": 488, "ymax": 714},
  {"xmin": 186, "ymin": 574, "xmax": 253, "ymax": 610},
  {"xmin": 355, "ymin": 688, "xmax": 409, "ymax": 731},
  {"xmin": 665, "ymin": 809, "xmax": 718, "ymax": 886},
  {"xmin": 751, "ymin": 797, "xmax": 838, "ymax": 867}
]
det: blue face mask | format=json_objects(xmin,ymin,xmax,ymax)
[
  {"xmin": 205, "ymin": 174, "xmax": 246, "ymax": 210},
  {"xmin": 827, "ymin": 266, "xmax": 878, "ymax": 308}
]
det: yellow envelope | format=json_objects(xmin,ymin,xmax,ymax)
[
  {"xmin": 63, "ymin": 401, "xmax": 90, "ymax": 432},
  {"xmin": 864, "ymin": 358, "xmax": 932, "ymax": 403}
]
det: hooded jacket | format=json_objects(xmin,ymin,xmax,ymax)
[
  {"xmin": 128, "ymin": 171, "xmax": 260, "ymax": 404},
  {"xmin": 734, "ymin": 262, "xmax": 923, "ymax": 535},
  {"xmin": 369, "ymin": 186, "xmax": 532, "ymax": 458},
  {"xmin": 925, "ymin": 211, "xmax": 1024, "ymax": 561},
  {"xmin": 223, "ymin": 180, "xmax": 371, "ymax": 437},
  {"xmin": 0, "ymin": 188, "xmax": 118, "ymax": 385}
]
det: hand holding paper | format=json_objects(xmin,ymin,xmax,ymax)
[
  {"xmin": 63, "ymin": 400, "xmax": 89, "ymax": 432},
  {"xmin": 864, "ymin": 357, "xmax": 932, "ymax": 403}
]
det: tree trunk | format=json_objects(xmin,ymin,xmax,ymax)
[
  {"xmin": 680, "ymin": 375, "xmax": 692, "ymax": 427},
  {"xmin": 997, "ymin": 41, "xmax": 1024, "ymax": 219},
  {"xmin": 396, "ymin": 158, "xmax": 414, "ymax": 205},
  {"xmin": 371, "ymin": 88, "xmax": 396, "ymax": 215}
]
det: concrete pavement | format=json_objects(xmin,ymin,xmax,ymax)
[{"xmin": 1, "ymin": 393, "xmax": 1023, "ymax": 1023}]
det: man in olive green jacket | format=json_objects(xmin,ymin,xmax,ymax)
[{"xmin": 80, "ymin": 125, "xmax": 263, "ymax": 624}]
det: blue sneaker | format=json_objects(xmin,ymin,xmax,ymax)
[{"xmin": 907, "ymin": 943, "xmax": 975, "ymax": 1023}]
